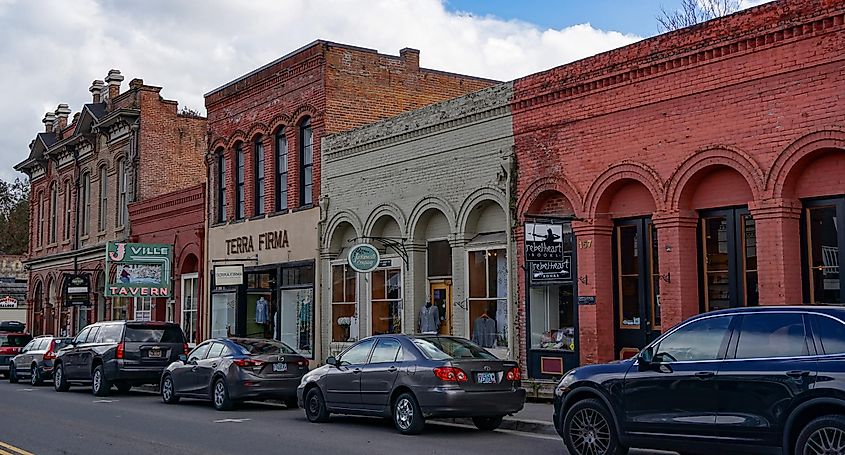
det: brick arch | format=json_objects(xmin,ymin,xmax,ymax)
[
  {"xmin": 228, "ymin": 130, "xmax": 247, "ymax": 148},
  {"xmin": 584, "ymin": 162, "xmax": 665, "ymax": 218},
  {"xmin": 176, "ymin": 242, "xmax": 202, "ymax": 274},
  {"xmin": 517, "ymin": 176, "xmax": 584, "ymax": 221},
  {"xmin": 246, "ymin": 123, "xmax": 268, "ymax": 142},
  {"xmin": 666, "ymin": 146, "xmax": 764, "ymax": 211},
  {"xmin": 209, "ymin": 136, "xmax": 228, "ymax": 152},
  {"xmin": 364, "ymin": 203, "xmax": 407, "ymax": 238},
  {"xmin": 268, "ymin": 114, "xmax": 292, "ymax": 135},
  {"xmin": 407, "ymin": 196, "xmax": 458, "ymax": 241},
  {"xmin": 291, "ymin": 104, "xmax": 320, "ymax": 127},
  {"xmin": 324, "ymin": 211, "xmax": 363, "ymax": 251},
  {"xmin": 457, "ymin": 186, "xmax": 507, "ymax": 235},
  {"xmin": 767, "ymin": 129, "xmax": 845, "ymax": 199}
]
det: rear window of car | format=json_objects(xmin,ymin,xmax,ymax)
[
  {"xmin": 412, "ymin": 337, "xmax": 496, "ymax": 360},
  {"xmin": 231, "ymin": 339, "xmax": 296, "ymax": 356},
  {"xmin": 0, "ymin": 334, "xmax": 32, "ymax": 347},
  {"xmin": 814, "ymin": 315, "xmax": 845, "ymax": 355},
  {"xmin": 95, "ymin": 325, "xmax": 124, "ymax": 343},
  {"xmin": 51, "ymin": 338, "xmax": 72, "ymax": 350},
  {"xmin": 124, "ymin": 325, "xmax": 185, "ymax": 343}
]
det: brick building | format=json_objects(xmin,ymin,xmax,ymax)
[
  {"xmin": 512, "ymin": 0, "xmax": 845, "ymax": 382},
  {"xmin": 15, "ymin": 70, "xmax": 206, "ymax": 337},
  {"xmin": 205, "ymin": 40, "xmax": 495, "ymax": 360}
]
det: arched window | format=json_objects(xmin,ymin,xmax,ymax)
[
  {"xmin": 299, "ymin": 118, "xmax": 313, "ymax": 206},
  {"xmin": 98, "ymin": 165, "xmax": 108, "ymax": 232},
  {"xmin": 216, "ymin": 149, "xmax": 227, "ymax": 223},
  {"xmin": 116, "ymin": 159, "xmax": 127, "ymax": 227},
  {"xmin": 275, "ymin": 128, "xmax": 288, "ymax": 211},
  {"xmin": 254, "ymin": 136, "xmax": 265, "ymax": 216},
  {"xmin": 235, "ymin": 143, "xmax": 245, "ymax": 220},
  {"xmin": 80, "ymin": 172, "xmax": 90, "ymax": 236},
  {"xmin": 63, "ymin": 180, "xmax": 72, "ymax": 241},
  {"xmin": 49, "ymin": 182, "xmax": 57, "ymax": 244},
  {"xmin": 36, "ymin": 191, "xmax": 44, "ymax": 247}
]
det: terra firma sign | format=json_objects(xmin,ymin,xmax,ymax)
[{"xmin": 105, "ymin": 242, "xmax": 173, "ymax": 297}]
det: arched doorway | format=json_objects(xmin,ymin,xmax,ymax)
[
  {"xmin": 180, "ymin": 254, "xmax": 199, "ymax": 343},
  {"xmin": 411, "ymin": 207, "xmax": 453, "ymax": 336},
  {"xmin": 326, "ymin": 221, "xmax": 360, "ymax": 346},
  {"xmin": 366, "ymin": 214, "xmax": 404, "ymax": 337},
  {"xmin": 32, "ymin": 281, "xmax": 44, "ymax": 336}
]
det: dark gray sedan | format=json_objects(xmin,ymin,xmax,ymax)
[
  {"xmin": 160, "ymin": 338, "xmax": 309, "ymax": 411},
  {"xmin": 297, "ymin": 334, "xmax": 526, "ymax": 434}
]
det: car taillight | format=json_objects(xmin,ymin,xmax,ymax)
[
  {"xmin": 43, "ymin": 340, "xmax": 57, "ymax": 360},
  {"xmin": 506, "ymin": 367, "xmax": 521, "ymax": 381},
  {"xmin": 116, "ymin": 342, "xmax": 125, "ymax": 360},
  {"xmin": 183, "ymin": 343, "xmax": 189, "ymax": 356},
  {"xmin": 233, "ymin": 358, "xmax": 265, "ymax": 368},
  {"xmin": 434, "ymin": 367, "xmax": 468, "ymax": 382}
]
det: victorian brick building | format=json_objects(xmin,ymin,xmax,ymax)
[
  {"xmin": 15, "ymin": 71, "xmax": 206, "ymax": 337},
  {"xmin": 204, "ymin": 40, "xmax": 495, "ymax": 359}
]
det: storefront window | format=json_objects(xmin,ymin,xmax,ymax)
[
  {"xmin": 134, "ymin": 297, "xmax": 152, "ymax": 321},
  {"xmin": 211, "ymin": 292, "xmax": 236, "ymax": 338},
  {"xmin": 529, "ymin": 285, "xmax": 574, "ymax": 351},
  {"xmin": 617, "ymin": 225, "xmax": 640, "ymax": 328},
  {"xmin": 332, "ymin": 264, "xmax": 357, "ymax": 342},
  {"xmin": 742, "ymin": 215, "xmax": 758, "ymax": 307},
  {"xmin": 278, "ymin": 264, "xmax": 314, "ymax": 358},
  {"xmin": 806, "ymin": 201, "xmax": 843, "ymax": 303},
  {"xmin": 700, "ymin": 208, "xmax": 757, "ymax": 311},
  {"xmin": 467, "ymin": 249, "xmax": 507, "ymax": 348},
  {"xmin": 181, "ymin": 273, "xmax": 198, "ymax": 343},
  {"xmin": 246, "ymin": 271, "xmax": 274, "ymax": 339},
  {"xmin": 372, "ymin": 268, "xmax": 402, "ymax": 335},
  {"xmin": 702, "ymin": 216, "xmax": 731, "ymax": 311},
  {"xmin": 111, "ymin": 297, "xmax": 129, "ymax": 321},
  {"xmin": 649, "ymin": 224, "xmax": 661, "ymax": 328}
]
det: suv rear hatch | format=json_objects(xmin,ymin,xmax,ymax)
[
  {"xmin": 122, "ymin": 323, "xmax": 186, "ymax": 367},
  {"xmin": 0, "ymin": 333, "xmax": 33, "ymax": 366}
]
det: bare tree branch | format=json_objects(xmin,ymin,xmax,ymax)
[{"xmin": 657, "ymin": 0, "xmax": 741, "ymax": 32}]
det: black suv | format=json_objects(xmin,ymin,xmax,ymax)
[
  {"xmin": 53, "ymin": 321, "xmax": 187, "ymax": 396},
  {"xmin": 554, "ymin": 306, "xmax": 845, "ymax": 455}
]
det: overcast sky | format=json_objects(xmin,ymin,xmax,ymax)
[{"xmin": 0, "ymin": 0, "xmax": 771, "ymax": 182}]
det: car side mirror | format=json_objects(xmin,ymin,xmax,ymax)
[
  {"xmin": 178, "ymin": 354, "xmax": 187, "ymax": 363},
  {"xmin": 326, "ymin": 356, "xmax": 338, "ymax": 366},
  {"xmin": 638, "ymin": 346, "xmax": 655, "ymax": 369}
]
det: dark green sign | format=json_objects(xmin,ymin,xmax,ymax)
[{"xmin": 105, "ymin": 242, "xmax": 173, "ymax": 297}]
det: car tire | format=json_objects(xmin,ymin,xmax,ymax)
[
  {"xmin": 9, "ymin": 364, "xmax": 18, "ymax": 383},
  {"xmin": 393, "ymin": 392, "xmax": 425, "ymax": 435},
  {"xmin": 92, "ymin": 365, "xmax": 112, "ymax": 397},
  {"xmin": 795, "ymin": 414, "xmax": 845, "ymax": 455},
  {"xmin": 563, "ymin": 398, "xmax": 627, "ymax": 455},
  {"xmin": 161, "ymin": 375, "xmax": 180, "ymax": 404},
  {"xmin": 284, "ymin": 397, "xmax": 299, "ymax": 409},
  {"xmin": 304, "ymin": 387, "xmax": 330, "ymax": 423},
  {"xmin": 472, "ymin": 416, "xmax": 504, "ymax": 431},
  {"xmin": 212, "ymin": 378, "xmax": 234, "ymax": 411},
  {"xmin": 53, "ymin": 363, "xmax": 70, "ymax": 392},
  {"xmin": 30, "ymin": 365, "xmax": 43, "ymax": 386}
]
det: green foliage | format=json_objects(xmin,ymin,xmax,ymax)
[{"xmin": 0, "ymin": 177, "xmax": 30, "ymax": 255}]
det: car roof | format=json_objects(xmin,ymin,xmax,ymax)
[{"xmin": 696, "ymin": 305, "xmax": 845, "ymax": 319}]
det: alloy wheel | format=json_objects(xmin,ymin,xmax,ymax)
[
  {"xmin": 570, "ymin": 408, "xmax": 611, "ymax": 455},
  {"xmin": 162, "ymin": 378, "xmax": 173, "ymax": 401},
  {"xmin": 805, "ymin": 426, "xmax": 845, "ymax": 455},
  {"xmin": 395, "ymin": 398, "xmax": 414, "ymax": 431},
  {"xmin": 30, "ymin": 366, "xmax": 37, "ymax": 386},
  {"xmin": 93, "ymin": 370, "xmax": 101, "ymax": 392},
  {"xmin": 214, "ymin": 382, "xmax": 225, "ymax": 408},
  {"xmin": 54, "ymin": 367, "xmax": 61, "ymax": 384}
]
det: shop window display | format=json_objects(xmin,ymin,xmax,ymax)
[
  {"xmin": 529, "ymin": 285, "xmax": 575, "ymax": 351},
  {"xmin": 111, "ymin": 297, "xmax": 129, "ymax": 321},
  {"xmin": 332, "ymin": 264, "xmax": 357, "ymax": 342},
  {"xmin": 277, "ymin": 264, "xmax": 314, "ymax": 358},
  {"xmin": 246, "ymin": 271, "xmax": 274, "ymax": 339},
  {"xmin": 467, "ymin": 249, "xmax": 507, "ymax": 348},
  {"xmin": 211, "ymin": 292, "xmax": 236, "ymax": 338},
  {"xmin": 372, "ymin": 268, "xmax": 402, "ymax": 335},
  {"xmin": 806, "ymin": 202, "xmax": 842, "ymax": 303}
]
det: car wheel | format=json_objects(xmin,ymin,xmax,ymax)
[
  {"xmin": 796, "ymin": 414, "xmax": 845, "ymax": 455},
  {"xmin": 563, "ymin": 398, "xmax": 627, "ymax": 455},
  {"xmin": 393, "ymin": 392, "xmax": 425, "ymax": 435},
  {"xmin": 472, "ymin": 416, "xmax": 504, "ymax": 431},
  {"xmin": 53, "ymin": 363, "xmax": 70, "ymax": 392},
  {"xmin": 9, "ymin": 364, "xmax": 18, "ymax": 383},
  {"xmin": 92, "ymin": 365, "xmax": 112, "ymax": 397},
  {"xmin": 161, "ymin": 375, "xmax": 180, "ymax": 404},
  {"xmin": 304, "ymin": 387, "xmax": 330, "ymax": 423},
  {"xmin": 284, "ymin": 397, "xmax": 299, "ymax": 409},
  {"xmin": 30, "ymin": 365, "xmax": 43, "ymax": 386},
  {"xmin": 212, "ymin": 378, "xmax": 234, "ymax": 411}
]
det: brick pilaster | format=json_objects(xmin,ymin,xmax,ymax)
[
  {"xmin": 748, "ymin": 198, "xmax": 803, "ymax": 305},
  {"xmin": 653, "ymin": 211, "xmax": 700, "ymax": 330},
  {"xmin": 572, "ymin": 219, "xmax": 614, "ymax": 364}
]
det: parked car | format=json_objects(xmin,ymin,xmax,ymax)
[
  {"xmin": 553, "ymin": 305, "xmax": 845, "ymax": 455},
  {"xmin": 9, "ymin": 335, "xmax": 71, "ymax": 385},
  {"xmin": 160, "ymin": 337, "xmax": 308, "ymax": 411},
  {"xmin": 0, "ymin": 332, "xmax": 33, "ymax": 378},
  {"xmin": 298, "ymin": 334, "xmax": 526, "ymax": 435},
  {"xmin": 53, "ymin": 321, "xmax": 188, "ymax": 396}
]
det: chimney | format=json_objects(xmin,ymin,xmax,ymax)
[
  {"xmin": 54, "ymin": 104, "xmax": 71, "ymax": 131},
  {"xmin": 399, "ymin": 48, "xmax": 420, "ymax": 70},
  {"xmin": 129, "ymin": 78, "xmax": 144, "ymax": 90},
  {"xmin": 42, "ymin": 112, "xmax": 56, "ymax": 133},
  {"xmin": 105, "ymin": 69, "xmax": 124, "ymax": 101},
  {"xmin": 89, "ymin": 79, "xmax": 105, "ymax": 103}
]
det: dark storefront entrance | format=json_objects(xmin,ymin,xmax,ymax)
[
  {"xmin": 698, "ymin": 207, "xmax": 757, "ymax": 311},
  {"xmin": 803, "ymin": 196, "xmax": 845, "ymax": 303}
]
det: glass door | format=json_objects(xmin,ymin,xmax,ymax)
[
  {"xmin": 699, "ymin": 207, "xmax": 757, "ymax": 311},
  {"xmin": 804, "ymin": 197, "xmax": 845, "ymax": 303},
  {"xmin": 430, "ymin": 282, "xmax": 452, "ymax": 335},
  {"xmin": 613, "ymin": 218, "xmax": 660, "ymax": 358}
]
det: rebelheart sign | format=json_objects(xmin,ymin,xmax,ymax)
[{"xmin": 105, "ymin": 242, "xmax": 173, "ymax": 297}]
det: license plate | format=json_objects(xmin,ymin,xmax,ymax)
[
  {"xmin": 148, "ymin": 349, "xmax": 162, "ymax": 358},
  {"xmin": 272, "ymin": 363, "xmax": 287, "ymax": 372},
  {"xmin": 477, "ymin": 372, "xmax": 496, "ymax": 384}
]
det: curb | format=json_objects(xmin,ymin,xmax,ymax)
[{"xmin": 441, "ymin": 416, "xmax": 558, "ymax": 436}]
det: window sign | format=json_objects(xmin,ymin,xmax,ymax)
[
  {"xmin": 525, "ymin": 223, "xmax": 564, "ymax": 262},
  {"xmin": 530, "ymin": 253, "xmax": 572, "ymax": 282},
  {"xmin": 214, "ymin": 265, "xmax": 244, "ymax": 286},
  {"xmin": 105, "ymin": 242, "xmax": 173, "ymax": 297}
]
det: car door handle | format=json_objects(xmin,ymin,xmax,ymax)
[
  {"xmin": 786, "ymin": 370, "xmax": 811, "ymax": 378},
  {"xmin": 211, "ymin": 363, "xmax": 218, "ymax": 368},
  {"xmin": 352, "ymin": 368, "xmax": 362, "ymax": 374},
  {"xmin": 694, "ymin": 371, "xmax": 715, "ymax": 378},
  {"xmin": 387, "ymin": 366, "xmax": 398, "ymax": 373}
]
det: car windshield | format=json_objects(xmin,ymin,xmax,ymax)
[
  {"xmin": 231, "ymin": 339, "xmax": 296, "ymax": 356},
  {"xmin": 412, "ymin": 336, "xmax": 496, "ymax": 360},
  {"xmin": 0, "ymin": 334, "xmax": 32, "ymax": 347},
  {"xmin": 124, "ymin": 325, "xmax": 185, "ymax": 343}
]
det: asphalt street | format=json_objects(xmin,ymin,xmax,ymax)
[{"xmin": 0, "ymin": 380, "xmax": 567, "ymax": 455}]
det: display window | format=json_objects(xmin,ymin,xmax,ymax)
[
  {"xmin": 246, "ymin": 271, "xmax": 275, "ymax": 339},
  {"xmin": 371, "ymin": 267, "xmax": 402, "ymax": 335},
  {"xmin": 804, "ymin": 197, "xmax": 844, "ymax": 303},
  {"xmin": 278, "ymin": 263, "xmax": 314, "ymax": 358},
  {"xmin": 211, "ymin": 292, "xmax": 236, "ymax": 338},
  {"xmin": 529, "ymin": 285, "xmax": 575, "ymax": 351},
  {"xmin": 181, "ymin": 273, "xmax": 199, "ymax": 342},
  {"xmin": 699, "ymin": 207, "xmax": 757, "ymax": 311},
  {"xmin": 467, "ymin": 248, "xmax": 507, "ymax": 348},
  {"xmin": 331, "ymin": 263, "xmax": 358, "ymax": 342},
  {"xmin": 111, "ymin": 297, "xmax": 129, "ymax": 321}
]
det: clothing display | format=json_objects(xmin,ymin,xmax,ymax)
[
  {"xmin": 418, "ymin": 304, "xmax": 440, "ymax": 333},
  {"xmin": 472, "ymin": 314, "xmax": 497, "ymax": 348},
  {"xmin": 255, "ymin": 296, "xmax": 269, "ymax": 324}
]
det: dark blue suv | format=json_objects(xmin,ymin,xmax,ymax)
[{"xmin": 554, "ymin": 306, "xmax": 845, "ymax": 455}]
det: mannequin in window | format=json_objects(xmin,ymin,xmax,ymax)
[
  {"xmin": 255, "ymin": 296, "xmax": 269, "ymax": 330},
  {"xmin": 418, "ymin": 301, "xmax": 440, "ymax": 333},
  {"xmin": 472, "ymin": 306, "xmax": 497, "ymax": 348}
]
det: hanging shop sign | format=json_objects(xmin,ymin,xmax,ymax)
[
  {"xmin": 64, "ymin": 273, "xmax": 91, "ymax": 306},
  {"xmin": 530, "ymin": 253, "xmax": 572, "ymax": 282},
  {"xmin": 105, "ymin": 242, "xmax": 173, "ymax": 297},
  {"xmin": 348, "ymin": 244, "xmax": 380, "ymax": 273},
  {"xmin": 525, "ymin": 222, "xmax": 565, "ymax": 262},
  {"xmin": 214, "ymin": 265, "xmax": 244, "ymax": 286},
  {"xmin": 0, "ymin": 296, "xmax": 18, "ymax": 309}
]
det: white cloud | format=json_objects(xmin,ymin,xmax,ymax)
[{"xmin": 0, "ymin": 0, "xmax": 641, "ymax": 182}]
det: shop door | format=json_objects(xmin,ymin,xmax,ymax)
[
  {"xmin": 613, "ymin": 218, "xmax": 661, "ymax": 359},
  {"xmin": 804, "ymin": 197, "xmax": 845, "ymax": 303},
  {"xmin": 699, "ymin": 207, "xmax": 757, "ymax": 311},
  {"xmin": 430, "ymin": 282, "xmax": 451, "ymax": 335}
]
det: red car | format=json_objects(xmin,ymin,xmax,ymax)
[{"xmin": 0, "ymin": 332, "xmax": 33, "ymax": 378}]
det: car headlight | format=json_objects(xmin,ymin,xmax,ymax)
[{"xmin": 555, "ymin": 371, "xmax": 577, "ymax": 397}]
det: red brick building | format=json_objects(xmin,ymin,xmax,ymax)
[
  {"xmin": 204, "ymin": 40, "xmax": 496, "ymax": 358},
  {"xmin": 512, "ymin": 0, "xmax": 845, "ymax": 380},
  {"xmin": 15, "ymin": 71, "xmax": 206, "ymax": 337}
]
